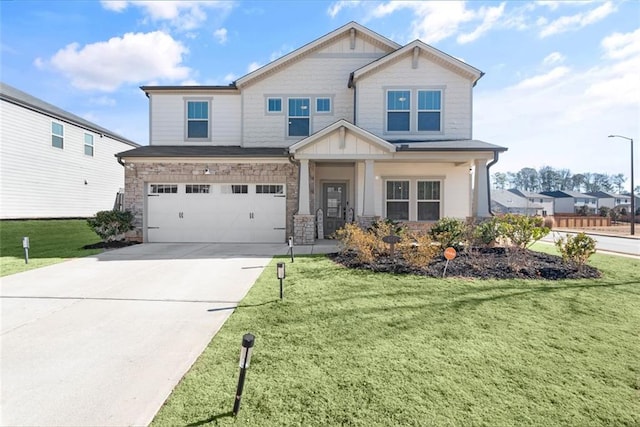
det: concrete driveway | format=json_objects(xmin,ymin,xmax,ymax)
[{"xmin": 0, "ymin": 242, "xmax": 334, "ymax": 427}]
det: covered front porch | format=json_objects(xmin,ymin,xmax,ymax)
[{"xmin": 290, "ymin": 120, "xmax": 506, "ymax": 245}]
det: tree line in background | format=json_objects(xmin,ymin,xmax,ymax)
[{"xmin": 492, "ymin": 166, "xmax": 639, "ymax": 194}]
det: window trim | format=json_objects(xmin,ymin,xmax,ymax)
[
  {"xmin": 385, "ymin": 180, "xmax": 410, "ymax": 221},
  {"xmin": 315, "ymin": 97, "xmax": 332, "ymax": 114},
  {"xmin": 266, "ymin": 97, "xmax": 283, "ymax": 114},
  {"xmin": 51, "ymin": 121, "xmax": 64, "ymax": 149},
  {"xmin": 417, "ymin": 180, "xmax": 441, "ymax": 221},
  {"xmin": 84, "ymin": 133, "xmax": 94, "ymax": 157},
  {"xmin": 384, "ymin": 177, "xmax": 444, "ymax": 221},
  {"xmin": 184, "ymin": 97, "xmax": 212, "ymax": 142},
  {"xmin": 384, "ymin": 87, "xmax": 445, "ymax": 135},
  {"xmin": 417, "ymin": 90, "xmax": 442, "ymax": 132}
]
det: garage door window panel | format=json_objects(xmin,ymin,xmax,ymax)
[
  {"xmin": 150, "ymin": 184, "xmax": 178, "ymax": 194},
  {"xmin": 186, "ymin": 184, "xmax": 210, "ymax": 194}
]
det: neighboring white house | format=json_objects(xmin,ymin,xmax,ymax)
[
  {"xmin": 507, "ymin": 189, "xmax": 554, "ymax": 216},
  {"xmin": 0, "ymin": 83, "xmax": 139, "ymax": 219},
  {"xmin": 116, "ymin": 22, "xmax": 507, "ymax": 244},
  {"xmin": 540, "ymin": 190, "xmax": 598, "ymax": 214},
  {"xmin": 492, "ymin": 189, "xmax": 543, "ymax": 216}
]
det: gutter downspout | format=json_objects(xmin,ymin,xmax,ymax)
[{"xmin": 486, "ymin": 150, "xmax": 500, "ymax": 216}]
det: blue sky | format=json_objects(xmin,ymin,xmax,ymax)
[{"xmin": 1, "ymin": 1, "xmax": 638, "ymax": 186}]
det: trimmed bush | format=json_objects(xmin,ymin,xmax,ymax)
[
  {"xmin": 87, "ymin": 210, "xmax": 134, "ymax": 242},
  {"xmin": 428, "ymin": 217, "xmax": 467, "ymax": 251},
  {"xmin": 472, "ymin": 217, "xmax": 501, "ymax": 248},
  {"xmin": 499, "ymin": 214, "xmax": 550, "ymax": 249},
  {"xmin": 398, "ymin": 233, "xmax": 438, "ymax": 268},
  {"xmin": 555, "ymin": 232, "xmax": 597, "ymax": 267}
]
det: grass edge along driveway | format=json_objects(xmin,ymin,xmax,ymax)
[{"xmin": 152, "ymin": 247, "xmax": 640, "ymax": 427}]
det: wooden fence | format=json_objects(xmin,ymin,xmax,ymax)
[{"xmin": 552, "ymin": 216, "xmax": 611, "ymax": 228}]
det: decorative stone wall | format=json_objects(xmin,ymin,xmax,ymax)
[
  {"xmin": 122, "ymin": 161, "xmax": 298, "ymax": 242},
  {"xmin": 293, "ymin": 214, "xmax": 316, "ymax": 245}
]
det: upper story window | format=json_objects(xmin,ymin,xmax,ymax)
[
  {"xmin": 52, "ymin": 122, "xmax": 64, "ymax": 149},
  {"xmin": 417, "ymin": 90, "xmax": 441, "ymax": 131},
  {"xmin": 267, "ymin": 97, "xmax": 282, "ymax": 113},
  {"xmin": 387, "ymin": 91, "xmax": 410, "ymax": 131},
  {"xmin": 386, "ymin": 88, "xmax": 444, "ymax": 133},
  {"xmin": 288, "ymin": 98, "xmax": 310, "ymax": 137},
  {"xmin": 316, "ymin": 97, "xmax": 331, "ymax": 113},
  {"xmin": 84, "ymin": 133, "xmax": 94, "ymax": 156},
  {"xmin": 186, "ymin": 100, "xmax": 210, "ymax": 140}
]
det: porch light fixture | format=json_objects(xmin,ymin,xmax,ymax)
[
  {"xmin": 277, "ymin": 262, "xmax": 286, "ymax": 300},
  {"xmin": 233, "ymin": 333, "xmax": 255, "ymax": 416},
  {"xmin": 288, "ymin": 236, "xmax": 294, "ymax": 262},
  {"xmin": 608, "ymin": 135, "xmax": 635, "ymax": 235},
  {"xmin": 204, "ymin": 167, "xmax": 211, "ymax": 175}
]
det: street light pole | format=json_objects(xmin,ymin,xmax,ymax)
[{"xmin": 609, "ymin": 135, "xmax": 635, "ymax": 235}]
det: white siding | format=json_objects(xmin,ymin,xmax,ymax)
[
  {"xmin": 0, "ymin": 100, "xmax": 135, "ymax": 218},
  {"xmin": 150, "ymin": 92, "xmax": 241, "ymax": 145},
  {"xmin": 242, "ymin": 34, "xmax": 389, "ymax": 147},
  {"xmin": 356, "ymin": 52, "xmax": 473, "ymax": 140},
  {"xmin": 354, "ymin": 162, "xmax": 471, "ymax": 219}
]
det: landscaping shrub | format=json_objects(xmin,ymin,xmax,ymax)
[
  {"xmin": 398, "ymin": 233, "xmax": 438, "ymax": 268},
  {"xmin": 428, "ymin": 217, "xmax": 467, "ymax": 251},
  {"xmin": 334, "ymin": 222, "xmax": 377, "ymax": 264},
  {"xmin": 472, "ymin": 217, "xmax": 501, "ymax": 248},
  {"xmin": 576, "ymin": 205, "xmax": 590, "ymax": 216},
  {"xmin": 555, "ymin": 232, "xmax": 597, "ymax": 267},
  {"xmin": 598, "ymin": 206, "xmax": 611, "ymax": 218},
  {"xmin": 499, "ymin": 214, "xmax": 550, "ymax": 249},
  {"xmin": 87, "ymin": 210, "xmax": 134, "ymax": 242}
]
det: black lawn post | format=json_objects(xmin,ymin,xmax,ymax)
[
  {"xmin": 233, "ymin": 333, "xmax": 255, "ymax": 416},
  {"xmin": 277, "ymin": 262, "xmax": 286, "ymax": 300},
  {"xmin": 288, "ymin": 236, "xmax": 294, "ymax": 262}
]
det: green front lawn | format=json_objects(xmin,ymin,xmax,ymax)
[
  {"xmin": 153, "ymin": 249, "xmax": 640, "ymax": 426},
  {"xmin": 0, "ymin": 219, "xmax": 102, "ymax": 277}
]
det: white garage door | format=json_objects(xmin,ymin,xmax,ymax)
[{"xmin": 146, "ymin": 183, "xmax": 286, "ymax": 243}]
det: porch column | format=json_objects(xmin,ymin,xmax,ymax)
[
  {"xmin": 473, "ymin": 159, "xmax": 490, "ymax": 217},
  {"xmin": 298, "ymin": 159, "xmax": 310, "ymax": 215},
  {"xmin": 363, "ymin": 159, "xmax": 376, "ymax": 215}
]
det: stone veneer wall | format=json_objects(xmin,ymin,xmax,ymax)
[{"xmin": 122, "ymin": 161, "xmax": 298, "ymax": 242}]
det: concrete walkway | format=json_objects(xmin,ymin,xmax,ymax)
[{"xmin": 0, "ymin": 242, "xmax": 338, "ymax": 427}]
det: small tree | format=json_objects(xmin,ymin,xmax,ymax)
[
  {"xmin": 576, "ymin": 205, "xmax": 589, "ymax": 216},
  {"xmin": 87, "ymin": 210, "xmax": 134, "ymax": 242},
  {"xmin": 598, "ymin": 206, "xmax": 610, "ymax": 218}
]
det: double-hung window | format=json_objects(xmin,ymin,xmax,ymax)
[
  {"xmin": 387, "ymin": 91, "xmax": 411, "ymax": 131},
  {"xmin": 84, "ymin": 133, "xmax": 94, "ymax": 156},
  {"xmin": 186, "ymin": 100, "xmax": 210, "ymax": 139},
  {"xmin": 52, "ymin": 122, "xmax": 64, "ymax": 149},
  {"xmin": 267, "ymin": 97, "xmax": 282, "ymax": 113},
  {"xmin": 386, "ymin": 180, "xmax": 410, "ymax": 220},
  {"xmin": 288, "ymin": 98, "xmax": 310, "ymax": 137},
  {"xmin": 417, "ymin": 90, "xmax": 441, "ymax": 131},
  {"xmin": 316, "ymin": 97, "xmax": 331, "ymax": 113},
  {"xmin": 417, "ymin": 181, "xmax": 441, "ymax": 220}
]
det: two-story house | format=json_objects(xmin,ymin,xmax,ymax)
[
  {"xmin": 1, "ymin": 82, "xmax": 139, "ymax": 219},
  {"xmin": 540, "ymin": 190, "xmax": 598, "ymax": 214},
  {"xmin": 508, "ymin": 189, "xmax": 554, "ymax": 216},
  {"xmin": 117, "ymin": 22, "xmax": 507, "ymax": 244},
  {"xmin": 492, "ymin": 189, "xmax": 544, "ymax": 216}
]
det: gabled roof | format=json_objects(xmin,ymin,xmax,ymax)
[
  {"xmin": 235, "ymin": 22, "xmax": 400, "ymax": 89},
  {"xmin": 508, "ymin": 189, "xmax": 554, "ymax": 199},
  {"xmin": 0, "ymin": 82, "xmax": 139, "ymax": 147},
  {"xmin": 289, "ymin": 119, "xmax": 397, "ymax": 154},
  {"xmin": 540, "ymin": 191, "xmax": 597, "ymax": 199},
  {"xmin": 492, "ymin": 189, "xmax": 543, "ymax": 209},
  {"xmin": 350, "ymin": 39, "xmax": 484, "ymax": 87},
  {"xmin": 585, "ymin": 191, "xmax": 616, "ymax": 199}
]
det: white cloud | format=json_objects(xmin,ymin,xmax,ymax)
[
  {"xmin": 213, "ymin": 28, "xmax": 228, "ymax": 44},
  {"xmin": 514, "ymin": 66, "xmax": 570, "ymax": 90},
  {"xmin": 247, "ymin": 62, "xmax": 262, "ymax": 73},
  {"xmin": 327, "ymin": 1, "xmax": 361, "ymax": 18},
  {"xmin": 475, "ymin": 30, "xmax": 640, "ymax": 176},
  {"xmin": 539, "ymin": 2, "xmax": 615, "ymax": 38},
  {"xmin": 602, "ymin": 28, "xmax": 640, "ymax": 60},
  {"xmin": 89, "ymin": 96, "xmax": 116, "ymax": 107},
  {"xmin": 543, "ymin": 52, "xmax": 565, "ymax": 65},
  {"xmin": 457, "ymin": 3, "xmax": 506, "ymax": 44},
  {"xmin": 47, "ymin": 31, "xmax": 191, "ymax": 91},
  {"xmin": 101, "ymin": 1, "xmax": 233, "ymax": 31},
  {"xmin": 180, "ymin": 79, "xmax": 200, "ymax": 85}
]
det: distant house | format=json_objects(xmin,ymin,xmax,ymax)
[
  {"xmin": 0, "ymin": 82, "xmax": 139, "ymax": 219},
  {"xmin": 507, "ymin": 189, "xmax": 554, "ymax": 216},
  {"xmin": 540, "ymin": 190, "xmax": 597, "ymax": 214},
  {"xmin": 584, "ymin": 191, "xmax": 634, "ymax": 210},
  {"xmin": 491, "ymin": 189, "xmax": 543, "ymax": 216}
]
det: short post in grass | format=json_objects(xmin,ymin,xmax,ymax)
[
  {"xmin": 442, "ymin": 247, "xmax": 456, "ymax": 278},
  {"xmin": 288, "ymin": 236, "xmax": 294, "ymax": 263},
  {"xmin": 22, "ymin": 236, "xmax": 30, "ymax": 264},
  {"xmin": 233, "ymin": 333, "xmax": 255, "ymax": 416},
  {"xmin": 277, "ymin": 262, "xmax": 286, "ymax": 300}
]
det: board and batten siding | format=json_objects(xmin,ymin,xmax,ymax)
[
  {"xmin": 241, "ymin": 33, "xmax": 391, "ymax": 148},
  {"xmin": 356, "ymin": 52, "xmax": 473, "ymax": 140},
  {"xmin": 149, "ymin": 92, "xmax": 241, "ymax": 145},
  {"xmin": 0, "ymin": 100, "xmax": 133, "ymax": 218}
]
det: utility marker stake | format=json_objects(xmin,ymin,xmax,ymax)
[
  {"xmin": 22, "ymin": 236, "xmax": 30, "ymax": 264},
  {"xmin": 288, "ymin": 236, "xmax": 294, "ymax": 263}
]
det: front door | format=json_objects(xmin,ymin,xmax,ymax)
[{"xmin": 323, "ymin": 183, "xmax": 347, "ymax": 237}]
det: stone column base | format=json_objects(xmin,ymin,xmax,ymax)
[
  {"xmin": 357, "ymin": 215, "xmax": 379, "ymax": 229},
  {"xmin": 294, "ymin": 214, "xmax": 316, "ymax": 245}
]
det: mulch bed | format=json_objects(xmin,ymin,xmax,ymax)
[
  {"xmin": 329, "ymin": 247, "xmax": 601, "ymax": 280},
  {"xmin": 83, "ymin": 240, "xmax": 140, "ymax": 250}
]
